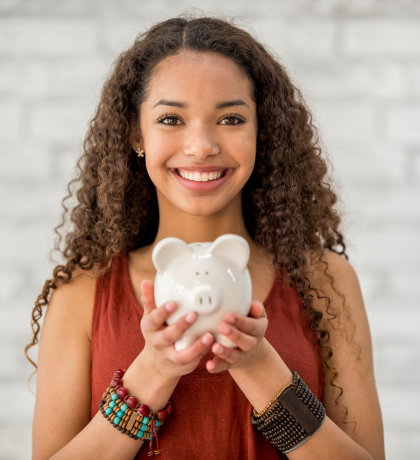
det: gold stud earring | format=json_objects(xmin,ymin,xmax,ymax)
[{"xmin": 137, "ymin": 147, "xmax": 145, "ymax": 158}]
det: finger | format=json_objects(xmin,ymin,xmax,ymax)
[
  {"xmin": 156, "ymin": 311, "xmax": 198, "ymax": 346},
  {"xmin": 249, "ymin": 301, "xmax": 267, "ymax": 318},
  {"xmin": 140, "ymin": 280, "xmax": 157, "ymax": 315},
  {"xmin": 217, "ymin": 322, "xmax": 257, "ymax": 352},
  {"xmin": 223, "ymin": 313, "xmax": 267, "ymax": 337},
  {"xmin": 167, "ymin": 333, "xmax": 214, "ymax": 365},
  {"xmin": 206, "ymin": 355, "xmax": 230, "ymax": 373},
  {"xmin": 142, "ymin": 300, "xmax": 178, "ymax": 333},
  {"xmin": 211, "ymin": 342, "xmax": 243, "ymax": 364}
]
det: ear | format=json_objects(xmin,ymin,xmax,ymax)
[
  {"xmin": 208, "ymin": 234, "xmax": 250, "ymax": 271},
  {"xmin": 152, "ymin": 237, "xmax": 193, "ymax": 275},
  {"xmin": 128, "ymin": 111, "xmax": 142, "ymax": 150}
]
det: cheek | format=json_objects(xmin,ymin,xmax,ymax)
[
  {"xmin": 233, "ymin": 137, "xmax": 256, "ymax": 175},
  {"xmin": 145, "ymin": 137, "xmax": 177, "ymax": 175},
  {"xmin": 147, "ymin": 135, "xmax": 176, "ymax": 157}
]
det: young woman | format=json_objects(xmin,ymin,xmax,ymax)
[{"xmin": 26, "ymin": 15, "xmax": 385, "ymax": 460}]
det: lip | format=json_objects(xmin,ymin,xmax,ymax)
[
  {"xmin": 170, "ymin": 168, "xmax": 233, "ymax": 191},
  {"xmin": 170, "ymin": 166, "xmax": 227, "ymax": 172}
]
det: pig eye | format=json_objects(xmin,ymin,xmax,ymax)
[
  {"xmin": 196, "ymin": 272, "xmax": 199, "ymax": 275},
  {"xmin": 205, "ymin": 271, "xmax": 208, "ymax": 275}
]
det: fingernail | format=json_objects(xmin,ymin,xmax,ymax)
[
  {"xmin": 186, "ymin": 312, "xmax": 196, "ymax": 324},
  {"xmin": 165, "ymin": 302, "xmax": 175, "ymax": 312},
  {"xmin": 225, "ymin": 315, "xmax": 235, "ymax": 324},
  {"xmin": 215, "ymin": 344, "xmax": 224, "ymax": 353},
  {"xmin": 219, "ymin": 324, "xmax": 230, "ymax": 334},
  {"xmin": 201, "ymin": 333, "xmax": 213, "ymax": 345}
]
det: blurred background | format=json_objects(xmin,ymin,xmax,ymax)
[{"xmin": 1, "ymin": 1, "xmax": 419, "ymax": 459}]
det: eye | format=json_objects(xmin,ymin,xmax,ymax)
[
  {"xmin": 196, "ymin": 272, "xmax": 199, "ymax": 275},
  {"xmin": 220, "ymin": 114, "xmax": 246, "ymax": 125},
  {"xmin": 156, "ymin": 113, "xmax": 182, "ymax": 126}
]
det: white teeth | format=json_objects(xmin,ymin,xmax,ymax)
[{"xmin": 177, "ymin": 169, "xmax": 225, "ymax": 182}]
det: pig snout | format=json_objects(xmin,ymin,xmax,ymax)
[{"xmin": 191, "ymin": 284, "xmax": 222, "ymax": 314}]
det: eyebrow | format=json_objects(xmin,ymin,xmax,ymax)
[{"xmin": 152, "ymin": 99, "xmax": 250, "ymax": 110}]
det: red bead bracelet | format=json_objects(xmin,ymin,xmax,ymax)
[{"xmin": 100, "ymin": 369, "xmax": 172, "ymax": 457}]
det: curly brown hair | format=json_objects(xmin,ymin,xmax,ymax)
[{"xmin": 25, "ymin": 13, "xmax": 353, "ymax": 422}]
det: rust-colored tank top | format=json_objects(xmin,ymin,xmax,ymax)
[{"xmin": 91, "ymin": 252, "xmax": 323, "ymax": 459}]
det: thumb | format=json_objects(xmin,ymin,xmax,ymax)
[
  {"xmin": 249, "ymin": 301, "xmax": 266, "ymax": 319},
  {"xmin": 140, "ymin": 279, "xmax": 156, "ymax": 315}
]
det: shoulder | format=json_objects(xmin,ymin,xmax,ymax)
[
  {"xmin": 304, "ymin": 248, "xmax": 373, "ymax": 383},
  {"xmin": 305, "ymin": 249, "xmax": 357, "ymax": 287},
  {"xmin": 304, "ymin": 250, "xmax": 362, "ymax": 320},
  {"xmin": 45, "ymin": 262, "xmax": 100, "ymax": 341}
]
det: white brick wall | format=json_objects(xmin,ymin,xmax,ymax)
[
  {"xmin": 0, "ymin": 19, "xmax": 97, "ymax": 55},
  {"xmin": 343, "ymin": 20, "xmax": 420, "ymax": 57},
  {"xmin": 388, "ymin": 106, "xmax": 420, "ymax": 142},
  {"xmin": 0, "ymin": 2, "xmax": 419, "ymax": 459}
]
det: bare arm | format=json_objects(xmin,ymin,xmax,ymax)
[
  {"xmin": 33, "ymin": 272, "xmax": 213, "ymax": 460},
  {"xmin": 313, "ymin": 251, "xmax": 385, "ymax": 458},
  {"xmin": 32, "ymin": 269, "xmax": 156, "ymax": 460},
  {"xmin": 206, "ymin": 251, "xmax": 385, "ymax": 459}
]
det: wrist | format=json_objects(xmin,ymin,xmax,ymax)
[
  {"xmin": 122, "ymin": 352, "xmax": 179, "ymax": 412},
  {"xmin": 229, "ymin": 338, "xmax": 276, "ymax": 377},
  {"xmin": 229, "ymin": 339, "xmax": 293, "ymax": 413}
]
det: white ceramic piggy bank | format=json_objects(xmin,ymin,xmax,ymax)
[{"xmin": 152, "ymin": 234, "xmax": 252, "ymax": 351}]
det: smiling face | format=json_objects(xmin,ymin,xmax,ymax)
[{"xmin": 135, "ymin": 51, "xmax": 258, "ymax": 218}]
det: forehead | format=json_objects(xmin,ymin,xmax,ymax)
[{"xmin": 145, "ymin": 51, "xmax": 254, "ymax": 103}]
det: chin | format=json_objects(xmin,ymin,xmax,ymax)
[
  {"xmin": 156, "ymin": 181, "xmax": 242, "ymax": 218},
  {"xmin": 179, "ymin": 201, "xmax": 226, "ymax": 217}
]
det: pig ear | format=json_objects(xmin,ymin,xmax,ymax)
[
  {"xmin": 152, "ymin": 237, "xmax": 193, "ymax": 275},
  {"xmin": 208, "ymin": 234, "xmax": 250, "ymax": 271}
]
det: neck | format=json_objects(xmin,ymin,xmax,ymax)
[
  {"xmin": 144, "ymin": 192, "xmax": 267, "ymax": 269},
  {"xmin": 154, "ymin": 196, "xmax": 253, "ymax": 244}
]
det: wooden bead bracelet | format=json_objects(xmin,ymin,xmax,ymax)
[{"xmin": 99, "ymin": 369, "xmax": 172, "ymax": 457}]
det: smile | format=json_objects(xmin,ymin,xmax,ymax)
[
  {"xmin": 176, "ymin": 169, "xmax": 226, "ymax": 182},
  {"xmin": 169, "ymin": 168, "xmax": 233, "ymax": 192}
]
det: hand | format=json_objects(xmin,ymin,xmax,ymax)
[
  {"xmin": 206, "ymin": 301, "xmax": 268, "ymax": 374},
  {"xmin": 139, "ymin": 279, "xmax": 215, "ymax": 382}
]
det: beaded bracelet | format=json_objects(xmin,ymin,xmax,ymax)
[
  {"xmin": 99, "ymin": 369, "xmax": 172, "ymax": 457},
  {"xmin": 251, "ymin": 371, "xmax": 326, "ymax": 453},
  {"xmin": 252, "ymin": 378, "xmax": 293, "ymax": 418}
]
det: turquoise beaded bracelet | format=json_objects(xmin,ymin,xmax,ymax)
[
  {"xmin": 99, "ymin": 369, "xmax": 172, "ymax": 456},
  {"xmin": 100, "ymin": 388, "xmax": 157, "ymax": 440}
]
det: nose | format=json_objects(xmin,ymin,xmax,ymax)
[
  {"xmin": 183, "ymin": 124, "xmax": 220, "ymax": 159},
  {"xmin": 191, "ymin": 284, "xmax": 222, "ymax": 315}
]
